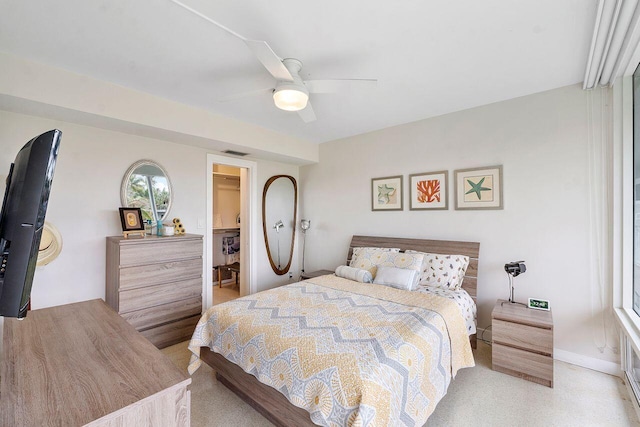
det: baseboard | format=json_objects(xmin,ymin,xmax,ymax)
[
  {"xmin": 553, "ymin": 349, "xmax": 621, "ymax": 376},
  {"xmin": 476, "ymin": 327, "xmax": 621, "ymax": 376}
]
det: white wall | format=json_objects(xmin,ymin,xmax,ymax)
[
  {"xmin": 300, "ymin": 84, "xmax": 617, "ymax": 366},
  {"xmin": 0, "ymin": 110, "xmax": 300, "ymax": 355}
]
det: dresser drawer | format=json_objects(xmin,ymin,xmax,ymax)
[
  {"xmin": 119, "ymin": 239, "xmax": 202, "ymax": 267},
  {"xmin": 119, "ymin": 258, "xmax": 202, "ymax": 290},
  {"xmin": 140, "ymin": 315, "xmax": 201, "ymax": 348},
  {"xmin": 121, "ymin": 297, "xmax": 202, "ymax": 331},
  {"xmin": 492, "ymin": 343, "xmax": 553, "ymax": 387},
  {"xmin": 493, "ymin": 318, "xmax": 552, "ymax": 355},
  {"xmin": 118, "ymin": 278, "xmax": 202, "ymax": 314}
]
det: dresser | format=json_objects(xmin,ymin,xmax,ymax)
[
  {"xmin": 492, "ymin": 299, "xmax": 554, "ymax": 387},
  {"xmin": 1, "ymin": 299, "xmax": 190, "ymax": 426},
  {"xmin": 106, "ymin": 234, "xmax": 203, "ymax": 349}
]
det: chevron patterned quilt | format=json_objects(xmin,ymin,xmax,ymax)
[{"xmin": 188, "ymin": 274, "xmax": 475, "ymax": 426}]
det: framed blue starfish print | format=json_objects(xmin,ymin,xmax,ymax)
[
  {"xmin": 372, "ymin": 175, "xmax": 403, "ymax": 211},
  {"xmin": 454, "ymin": 165, "xmax": 503, "ymax": 210}
]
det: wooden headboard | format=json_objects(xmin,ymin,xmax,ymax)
[{"xmin": 347, "ymin": 235, "xmax": 480, "ymax": 303}]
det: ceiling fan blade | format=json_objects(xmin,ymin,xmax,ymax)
[
  {"xmin": 170, "ymin": 0, "xmax": 246, "ymax": 38},
  {"xmin": 297, "ymin": 102, "xmax": 316, "ymax": 123},
  {"xmin": 218, "ymin": 87, "xmax": 274, "ymax": 102},
  {"xmin": 169, "ymin": 1, "xmax": 293, "ymax": 82},
  {"xmin": 305, "ymin": 79, "xmax": 377, "ymax": 94},
  {"xmin": 244, "ymin": 40, "xmax": 294, "ymax": 82}
]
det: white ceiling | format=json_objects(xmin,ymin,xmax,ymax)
[{"xmin": 0, "ymin": 0, "xmax": 597, "ymax": 144}]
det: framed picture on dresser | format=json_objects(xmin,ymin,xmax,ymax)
[{"xmin": 118, "ymin": 207, "xmax": 144, "ymax": 231}]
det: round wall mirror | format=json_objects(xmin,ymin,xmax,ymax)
[
  {"xmin": 262, "ymin": 175, "xmax": 297, "ymax": 275},
  {"xmin": 121, "ymin": 160, "xmax": 173, "ymax": 223}
]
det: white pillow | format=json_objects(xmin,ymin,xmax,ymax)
[
  {"xmin": 335, "ymin": 265, "xmax": 373, "ymax": 283},
  {"xmin": 407, "ymin": 250, "xmax": 469, "ymax": 290},
  {"xmin": 373, "ymin": 266, "xmax": 417, "ymax": 291},
  {"xmin": 351, "ymin": 250, "xmax": 424, "ymax": 289}
]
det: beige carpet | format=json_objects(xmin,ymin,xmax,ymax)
[{"xmin": 162, "ymin": 341, "xmax": 640, "ymax": 427}]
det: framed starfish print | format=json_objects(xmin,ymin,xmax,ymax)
[
  {"xmin": 454, "ymin": 165, "xmax": 503, "ymax": 210},
  {"xmin": 409, "ymin": 171, "xmax": 448, "ymax": 210},
  {"xmin": 372, "ymin": 175, "xmax": 403, "ymax": 211}
]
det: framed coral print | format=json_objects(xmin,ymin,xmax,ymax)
[
  {"xmin": 372, "ymin": 176, "xmax": 403, "ymax": 211},
  {"xmin": 454, "ymin": 165, "xmax": 503, "ymax": 210},
  {"xmin": 409, "ymin": 171, "xmax": 448, "ymax": 210}
]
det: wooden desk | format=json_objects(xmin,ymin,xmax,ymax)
[
  {"xmin": 1, "ymin": 299, "xmax": 191, "ymax": 426},
  {"xmin": 216, "ymin": 262, "xmax": 240, "ymax": 288}
]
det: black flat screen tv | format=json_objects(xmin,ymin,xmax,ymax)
[{"xmin": 0, "ymin": 129, "xmax": 61, "ymax": 318}]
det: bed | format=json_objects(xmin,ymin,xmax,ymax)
[{"xmin": 188, "ymin": 235, "xmax": 480, "ymax": 426}]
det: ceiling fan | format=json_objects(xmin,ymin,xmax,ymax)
[{"xmin": 169, "ymin": 0, "xmax": 377, "ymax": 123}]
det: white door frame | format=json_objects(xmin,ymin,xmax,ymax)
[{"xmin": 205, "ymin": 153, "xmax": 257, "ymax": 309}]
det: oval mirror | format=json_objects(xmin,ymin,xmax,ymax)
[
  {"xmin": 262, "ymin": 175, "xmax": 297, "ymax": 275},
  {"xmin": 121, "ymin": 160, "xmax": 173, "ymax": 223}
]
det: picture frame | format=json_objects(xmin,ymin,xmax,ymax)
[
  {"xmin": 371, "ymin": 175, "xmax": 403, "ymax": 211},
  {"xmin": 409, "ymin": 170, "xmax": 448, "ymax": 210},
  {"xmin": 118, "ymin": 207, "xmax": 145, "ymax": 231},
  {"xmin": 454, "ymin": 165, "xmax": 503, "ymax": 210}
]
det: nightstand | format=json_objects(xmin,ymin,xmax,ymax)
[
  {"xmin": 300, "ymin": 269, "xmax": 334, "ymax": 280},
  {"xmin": 492, "ymin": 299, "xmax": 554, "ymax": 387}
]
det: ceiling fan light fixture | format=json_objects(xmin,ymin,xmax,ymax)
[{"xmin": 273, "ymin": 86, "xmax": 309, "ymax": 111}]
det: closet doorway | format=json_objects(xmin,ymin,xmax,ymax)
[
  {"xmin": 205, "ymin": 154, "xmax": 257, "ymax": 310},
  {"xmin": 212, "ymin": 165, "xmax": 241, "ymax": 305}
]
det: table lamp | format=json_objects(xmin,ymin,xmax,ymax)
[{"xmin": 504, "ymin": 260, "xmax": 526, "ymax": 305}]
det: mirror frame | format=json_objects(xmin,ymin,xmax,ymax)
[
  {"xmin": 120, "ymin": 159, "xmax": 173, "ymax": 223},
  {"xmin": 262, "ymin": 175, "xmax": 297, "ymax": 275}
]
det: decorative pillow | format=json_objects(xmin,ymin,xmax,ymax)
[
  {"xmin": 335, "ymin": 265, "xmax": 373, "ymax": 283},
  {"xmin": 407, "ymin": 250, "xmax": 469, "ymax": 290},
  {"xmin": 373, "ymin": 266, "xmax": 417, "ymax": 291},
  {"xmin": 349, "ymin": 247, "xmax": 401, "ymax": 270},
  {"xmin": 349, "ymin": 247, "xmax": 401, "ymax": 267}
]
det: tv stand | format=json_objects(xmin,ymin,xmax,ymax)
[{"xmin": 1, "ymin": 299, "xmax": 191, "ymax": 426}]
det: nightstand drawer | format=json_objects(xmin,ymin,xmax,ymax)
[
  {"xmin": 493, "ymin": 343, "xmax": 553, "ymax": 387},
  {"xmin": 493, "ymin": 318, "xmax": 553, "ymax": 355}
]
